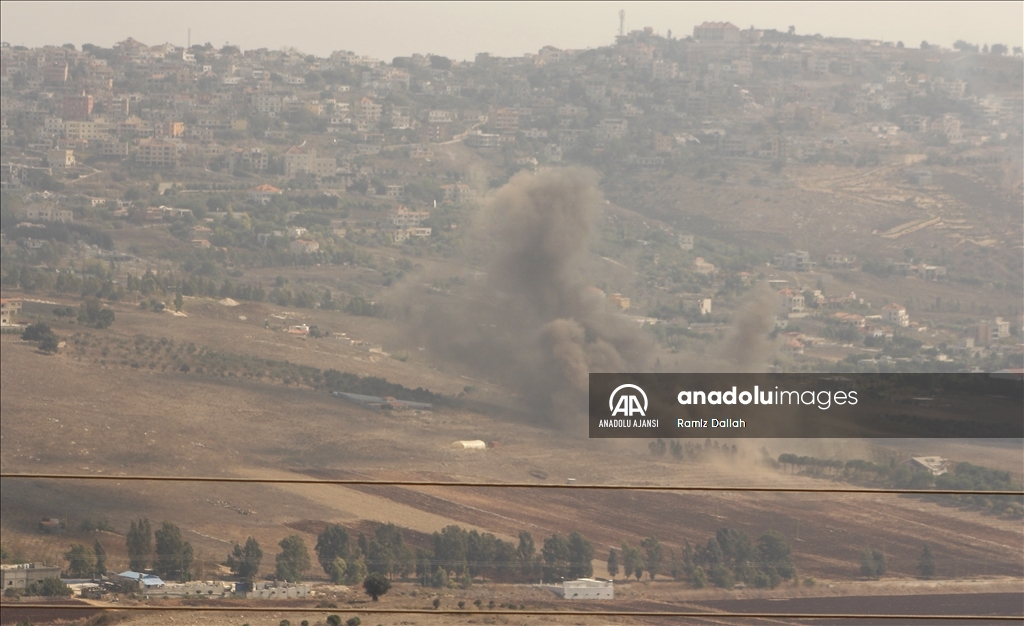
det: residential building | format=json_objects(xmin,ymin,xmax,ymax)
[
  {"xmin": 607, "ymin": 293, "xmax": 630, "ymax": 310},
  {"xmin": 289, "ymin": 239, "xmax": 320, "ymax": 254},
  {"xmin": 24, "ymin": 205, "xmax": 74, "ymax": 223},
  {"xmin": 392, "ymin": 227, "xmax": 432, "ymax": 243},
  {"xmin": 64, "ymin": 120, "xmax": 109, "ymax": 141},
  {"xmin": 596, "ymin": 118, "xmax": 628, "ymax": 140},
  {"xmin": 248, "ymin": 183, "xmax": 283, "ymax": 205},
  {"xmin": 492, "ymin": 108, "xmax": 520, "ymax": 132},
  {"xmin": 440, "ymin": 183, "xmax": 476, "ymax": 204},
  {"xmin": 283, "ymin": 145, "xmax": 336, "ymax": 177},
  {"xmin": 45, "ymin": 148, "xmax": 75, "ymax": 168},
  {"xmin": 135, "ymin": 138, "xmax": 179, "ymax": 167},
  {"xmin": 388, "ymin": 206, "xmax": 429, "ymax": 227},
  {"xmin": 775, "ymin": 250, "xmax": 815, "ymax": 271},
  {"xmin": 63, "ymin": 92, "xmax": 94, "ymax": 120},
  {"xmin": 779, "ymin": 288, "xmax": 805, "ymax": 312},
  {"xmin": 977, "ymin": 318, "xmax": 1010, "ymax": 344},
  {"xmin": 1, "ymin": 563, "xmax": 63, "ymax": 590},
  {"xmin": 1, "ymin": 297, "xmax": 23, "ymax": 326},
  {"xmin": 693, "ymin": 257, "xmax": 716, "ymax": 275},
  {"xmin": 881, "ymin": 303, "xmax": 909, "ymax": 327},
  {"xmin": 825, "ymin": 254, "xmax": 856, "ymax": 267},
  {"xmin": 693, "ymin": 22, "xmax": 741, "ymax": 42}
]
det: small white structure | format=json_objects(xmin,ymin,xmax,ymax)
[
  {"xmin": 451, "ymin": 440, "xmax": 486, "ymax": 450},
  {"xmin": 246, "ymin": 582, "xmax": 310, "ymax": 599},
  {"xmin": 910, "ymin": 456, "xmax": 950, "ymax": 476},
  {"xmin": 542, "ymin": 578, "xmax": 614, "ymax": 600}
]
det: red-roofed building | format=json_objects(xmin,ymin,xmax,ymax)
[{"xmin": 248, "ymin": 184, "xmax": 283, "ymax": 205}]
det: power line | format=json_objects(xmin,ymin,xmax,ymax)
[{"xmin": 1, "ymin": 473, "xmax": 1020, "ymax": 495}]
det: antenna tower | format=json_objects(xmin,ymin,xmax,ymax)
[{"xmin": 619, "ymin": 10, "xmax": 625, "ymax": 37}]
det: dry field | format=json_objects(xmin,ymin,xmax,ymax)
[{"xmin": 1, "ymin": 292, "xmax": 1021, "ymax": 624}]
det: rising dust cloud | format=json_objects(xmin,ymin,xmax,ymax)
[{"xmin": 398, "ymin": 167, "xmax": 779, "ymax": 427}]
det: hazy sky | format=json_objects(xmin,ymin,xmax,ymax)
[{"xmin": 2, "ymin": 2, "xmax": 1021, "ymax": 60}]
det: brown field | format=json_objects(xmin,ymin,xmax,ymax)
[{"xmin": 2, "ymin": 289, "xmax": 1022, "ymax": 625}]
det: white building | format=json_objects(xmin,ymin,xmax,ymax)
[{"xmin": 542, "ymin": 578, "xmax": 614, "ymax": 600}]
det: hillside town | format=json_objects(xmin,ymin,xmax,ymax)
[{"xmin": 1, "ymin": 23, "xmax": 1021, "ymax": 371}]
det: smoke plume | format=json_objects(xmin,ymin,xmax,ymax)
[
  {"xmin": 401, "ymin": 168, "xmax": 652, "ymax": 427},
  {"xmin": 398, "ymin": 167, "xmax": 780, "ymax": 427}
]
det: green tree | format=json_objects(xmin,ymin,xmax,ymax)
[
  {"xmin": 345, "ymin": 557, "xmax": 368, "ymax": 585},
  {"xmin": 641, "ymin": 537, "xmax": 664, "ymax": 580},
  {"xmin": 93, "ymin": 540, "xmax": 107, "ymax": 577},
  {"xmin": 541, "ymin": 534, "xmax": 570, "ymax": 582},
  {"xmin": 621, "ymin": 543, "xmax": 644, "ymax": 581},
  {"xmin": 567, "ymin": 532, "xmax": 594, "ymax": 579},
  {"xmin": 607, "ymin": 548, "xmax": 619, "ymax": 579},
  {"xmin": 21, "ymin": 323, "xmax": 52, "ymax": 341},
  {"xmin": 174, "ymin": 292, "xmax": 184, "ymax": 312},
  {"xmin": 315, "ymin": 524, "xmax": 352, "ymax": 575},
  {"xmin": 40, "ymin": 332, "xmax": 61, "ymax": 353},
  {"xmin": 34, "ymin": 577, "xmax": 73, "ymax": 597},
  {"xmin": 917, "ymin": 544, "xmax": 935, "ymax": 578},
  {"xmin": 275, "ymin": 535, "xmax": 311, "ymax": 582},
  {"xmin": 362, "ymin": 572, "xmax": 391, "ymax": 601},
  {"xmin": 860, "ymin": 548, "xmax": 886, "ymax": 578},
  {"xmin": 691, "ymin": 565, "xmax": 707, "ymax": 588},
  {"xmin": 126, "ymin": 518, "xmax": 152, "ymax": 572},
  {"xmin": 154, "ymin": 522, "xmax": 194, "ymax": 582},
  {"xmin": 64, "ymin": 543, "xmax": 95, "ymax": 578},
  {"xmin": 757, "ymin": 531, "xmax": 796, "ymax": 581},
  {"xmin": 328, "ymin": 557, "xmax": 346, "ymax": 584},
  {"xmin": 227, "ymin": 537, "xmax": 263, "ymax": 582}
]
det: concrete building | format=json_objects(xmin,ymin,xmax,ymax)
[
  {"xmin": 881, "ymin": 303, "xmax": 909, "ymax": 327},
  {"xmin": 46, "ymin": 148, "xmax": 75, "ymax": 168},
  {"xmin": 118, "ymin": 571, "xmax": 165, "ymax": 589},
  {"xmin": 542, "ymin": 578, "xmax": 614, "ymax": 600},
  {"xmin": 135, "ymin": 138, "xmax": 179, "ymax": 168},
  {"xmin": 977, "ymin": 318, "xmax": 1010, "ymax": 344},
  {"xmin": 693, "ymin": 22, "xmax": 741, "ymax": 42},
  {"xmin": 910, "ymin": 456, "xmax": 950, "ymax": 476},
  {"xmin": 693, "ymin": 257, "xmax": 716, "ymax": 275},
  {"xmin": 607, "ymin": 293, "xmax": 630, "ymax": 310},
  {"xmin": 779, "ymin": 289, "xmax": 805, "ymax": 313},
  {"xmin": 2, "ymin": 563, "xmax": 63, "ymax": 590},
  {"xmin": 63, "ymin": 93, "xmax": 94, "ymax": 120},
  {"xmin": 289, "ymin": 239, "xmax": 320, "ymax": 254},
  {"xmin": 1, "ymin": 298, "xmax": 23, "ymax": 326},
  {"xmin": 24, "ymin": 205, "xmax": 74, "ymax": 223},
  {"xmin": 248, "ymin": 183, "xmax": 283, "ymax": 205},
  {"xmin": 388, "ymin": 206, "xmax": 430, "ymax": 227}
]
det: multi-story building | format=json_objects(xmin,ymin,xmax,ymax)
[
  {"xmin": 0, "ymin": 298, "xmax": 24, "ymax": 326},
  {"xmin": 45, "ymin": 148, "xmax": 75, "ymax": 168},
  {"xmin": 283, "ymin": 145, "xmax": 336, "ymax": 177},
  {"xmin": 881, "ymin": 303, "xmax": 909, "ymax": 327},
  {"xmin": 63, "ymin": 92, "xmax": 94, "ymax": 120},
  {"xmin": 135, "ymin": 138, "xmax": 179, "ymax": 167}
]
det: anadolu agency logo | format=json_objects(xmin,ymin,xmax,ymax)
[{"xmin": 609, "ymin": 384, "xmax": 648, "ymax": 417}]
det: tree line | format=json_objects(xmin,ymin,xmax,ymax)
[
  {"xmin": 777, "ymin": 453, "xmax": 1023, "ymax": 517},
  {"xmin": 609, "ymin": 528, "xmax": 796, "ymax": 589}
]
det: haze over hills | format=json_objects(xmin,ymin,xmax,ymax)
[{"xmin": 0, "ymin": 19, "xmax": 1021, "ymax": 625}]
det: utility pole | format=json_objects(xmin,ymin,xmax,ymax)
[
  {"xmin": 619, "ymin": 10, "xmax": 625, "ymax": 38},
  {"xmin": 188, "ymin": 28, "xmax": 191, "ymax": 49}
]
